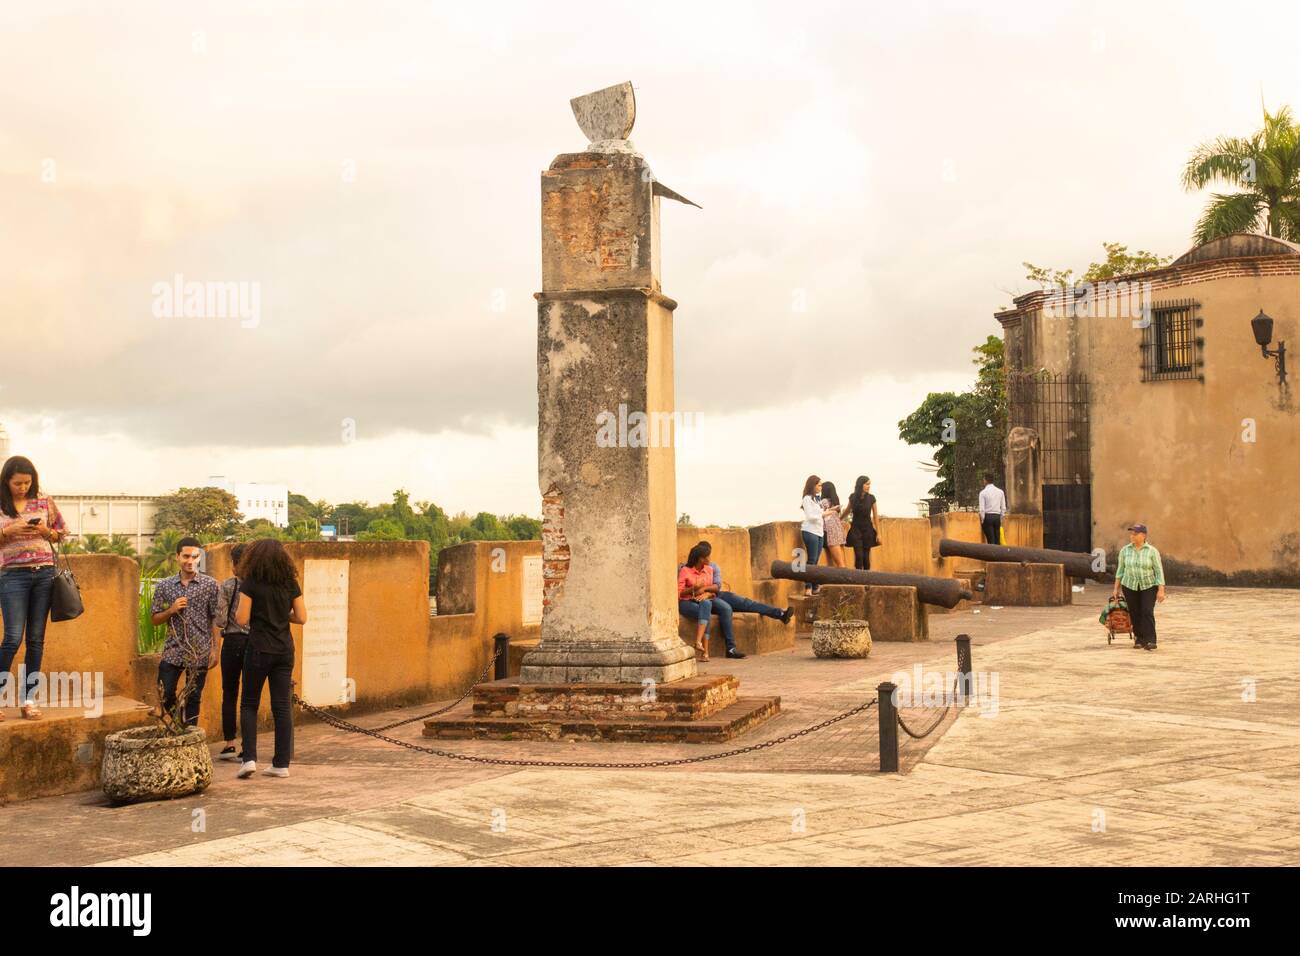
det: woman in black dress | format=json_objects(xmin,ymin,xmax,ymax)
[{"xmin": 844, "ymin": 475, "xmax": 880, "ymax": 570}]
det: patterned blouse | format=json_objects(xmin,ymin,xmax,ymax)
[
  {"xmin": 151, "ymin": 572, "xmax": 221, "ymax": 666},
  {"xmin": 0, "ymin": 496, "xmax": 66, "ymax": 569}
]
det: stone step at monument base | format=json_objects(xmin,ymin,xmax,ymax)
[
  {"xmin": 424, "ymin": 675, "xmax": 780, "ymax": 744},
  {"xmin": 426, "ymin": 697, "xmax": 780, "ymax": 744},
  {"xmin": 0, "ymin": 696, "xmax": 153, "ymax": 803}
]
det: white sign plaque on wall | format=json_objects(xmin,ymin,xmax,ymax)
[
  {"xmin": 302, "ymin": 559, "xmax": 349, "ymax": 706},
  {"xmin": 521, "ymin": 555, "xmax": 543, "ymax": 626}
]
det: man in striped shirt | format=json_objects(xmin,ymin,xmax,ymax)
[{"xmin": 1111, "ymin": 524, "xmax": 1166, "ymax": 651}]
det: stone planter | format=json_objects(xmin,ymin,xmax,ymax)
[
  {"xmin": 101, "ymin": 725, "xmax": 213, "ymax": 804},
  {"xmin": 811, "ymin": 620, "xmax": 872, "ymax": 659}
]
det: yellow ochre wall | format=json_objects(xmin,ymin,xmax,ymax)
[{"xmin": 1005, "ymin": 261, "xmax": 1300, "ymax": 584}]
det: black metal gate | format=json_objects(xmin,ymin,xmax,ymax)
[{"xmin": 1007, "ymin": 372, "xmax": 1092, "ymax": 553}]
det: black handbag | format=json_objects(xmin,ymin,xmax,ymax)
[{"xmin": 49, "ymin": 540, "xmax": 84, "ymax": 622}]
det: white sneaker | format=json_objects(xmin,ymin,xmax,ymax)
[
  {"xmin": 237, "ymin": 760, "xmax": 257, "ymax": 778},
  {"xmin": 262, "ymin": 766, "xmax": 289, "ymax": 778}
]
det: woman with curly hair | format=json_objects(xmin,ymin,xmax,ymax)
[{"xmin": 232, "ymin": 538, "xmax": 307, "ymax": 778}]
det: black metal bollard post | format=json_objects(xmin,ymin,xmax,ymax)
[
  {"xmin": 493, "ymin": 633, "xmax": 510, "ymax": 681},
  {"xmin": 878, "ymin": 681, "xmax": 899, "ymax": 773},
  {"xmin": 955, "ymin": 633, "xmax": 973, "ymax": 702}
]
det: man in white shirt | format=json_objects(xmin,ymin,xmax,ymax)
[{"xmin": 978, "ymin": 473, "xmax": 1007, "ymax": 545}]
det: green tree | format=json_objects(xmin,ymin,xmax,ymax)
[
  {"xmin": 357, "ymin": 516, "xmax": 406, "ymax": 541},
  {"xmin": 79, "ymin": 533, "xmax": 108, "ymax": 554},
  {"xmin": 504, "ymin": 514, "xmax": 542, "ymax": 540},
  {"xmin": 1024, "ymin": 242, "xmax": 1172, "ymax": 289},
  {"xmin": 328, "ymin": 501, "xmax": 381, "ymax": 537},
  {"xmin": 1182, "ymin": 104, "xmax": 1300, "ymax": 243},
  {"xmin": 898, "ymin": 336, "xmax": 1007, "ymax": 503},
  {"xmin": 153, "ymin": 487, "xmax": 243, "ymax": 536}
]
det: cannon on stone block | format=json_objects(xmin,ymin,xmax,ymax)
[
  {"xmin": 937, "ymin": 539, "xmax": 1108, "ymax": 581},
  {"xmin": 770, "ymin": 562, "xmax": 972, "ymax": 609}
]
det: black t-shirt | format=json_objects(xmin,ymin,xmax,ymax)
[
  {"xmin": 240, "ymin": 576, "xmax": 302, "ymax": 655},
  {"xmin": 850, "ymin": 492, "xmax": 876, "ymax": 527}
]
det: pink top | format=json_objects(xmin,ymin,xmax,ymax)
[
  {"xmin": 677, "ymin": 564, "xmax": 714, "ymax": 600},
  {"xmin": 0, "ymin": 496, "xmax": 66, "ymax": 568}
]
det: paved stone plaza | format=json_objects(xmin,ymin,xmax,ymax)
[{"xmin": 1, "ymin": 586, "xmax": 1296, "ymax": 866}]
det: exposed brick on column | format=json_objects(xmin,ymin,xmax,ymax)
[{"xmin": 541, "ymin": 484, "xmax": 569, "ymax": 614}]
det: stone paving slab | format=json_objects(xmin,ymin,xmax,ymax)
[{"xmin": 6, "ymin": 586, "xmax": 1299, "ymax": 866}]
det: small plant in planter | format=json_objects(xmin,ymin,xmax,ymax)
[
  {"xmin": 811, "ymin": 594, "xmax": 872, "ymax": 659},
  {"xmin": 102, "ymin": 620, "xmax": 214, "ymax": 804}
]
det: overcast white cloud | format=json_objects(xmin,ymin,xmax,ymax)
[{"xmin": 2, "ymin": 0, "xmax": 1297, "ymax": 522}]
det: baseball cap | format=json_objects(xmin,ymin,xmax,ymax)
[{"xmin": 1127, "ymin": 523, "xmax": 1148, "ymax": 534}]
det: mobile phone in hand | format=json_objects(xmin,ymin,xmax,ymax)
[{"xmin": 26, "ymin": 517, "xmax": 41, "ymax": 525}]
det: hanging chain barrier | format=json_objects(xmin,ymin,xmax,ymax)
[
  {"xmin": 363, "ymin": 650, "xmax": 502, "ymax": 732},
  {"xmin": 291, "ymin": 633, "xmax": 975, "ymax": 772},
  {"xmin": 293, "ymin": 693, "xmax": 877, "ymax": 770},
  {"xmin": 895, "ymin": 676, "xmax": 960, "ymax": 740}
]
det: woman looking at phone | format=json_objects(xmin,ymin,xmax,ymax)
[{"xmin": 0, "ymin": 455, "xmax": 69, "ymax": 720}]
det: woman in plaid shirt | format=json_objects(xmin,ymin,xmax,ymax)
[{"xmin": 1111, "ymin": 524, "xmax": 1166, "ymax": 651}]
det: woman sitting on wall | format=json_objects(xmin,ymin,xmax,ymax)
[
  {"xmin": 677, "ymin": 542, "xmax": 716, "ymax": 662},
  {"xmin": 233, "ymin": 538, "xmax": 307, "ymax": 778}
]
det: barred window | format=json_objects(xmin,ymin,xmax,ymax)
[{"xmin": 1141, "ymin": 300, "xmax": 1203, "ymax": 382}]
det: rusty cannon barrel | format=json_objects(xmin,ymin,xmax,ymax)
[
  {"xmin": 770, "ymin": 561, "xmax": 972, "ymax": 608},
  {"xmin": 937, "ymin": 538, "xmax": 1107, "ymax": 581}
]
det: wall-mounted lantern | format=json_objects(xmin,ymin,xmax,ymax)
[{"xmin": 1250, "ymin": 309, "xmax": 1288, "ymax": 387}]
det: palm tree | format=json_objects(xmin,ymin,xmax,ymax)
[
  {"xmin": 1182, "ymin": 105, "xmax": 1300, "ymax": 244},
  {"xmin": 107, "ymin": 534, "xmax": 138, "ymax": 558},
  {"xmin": 145, "ymin": 529, "xmax": 183, "ymax": 577},
  {"xmin": 80, "ymin": 533, "xmax": 108, "ymax": 554}
]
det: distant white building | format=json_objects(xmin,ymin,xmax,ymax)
[
  {"xmin": 52, "ymin": 494, "xmax": 162, "ymax": 554},
  {"xmin": 209, "ymin": 477, "xmax": 289, "ymax": 528}
]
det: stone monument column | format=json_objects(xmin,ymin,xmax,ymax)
[{"xmin": 519, "ymin": 82, "xmax": 697, "ymax": 685}]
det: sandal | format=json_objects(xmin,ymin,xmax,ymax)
[{"xmin": 20, "ymin": 703, "xmax": 43, "ymax": 720}]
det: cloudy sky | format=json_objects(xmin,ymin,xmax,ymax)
[{"xmin": 2, "ymin": 0, "xmax": 1296, "ymax": 525}]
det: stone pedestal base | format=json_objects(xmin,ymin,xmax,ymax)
[
  {"xmin": 518, "ymin": 636, "xmax": 697, "ymax": 684},
  {"xmin": 424, "ymin": 675, "xmax": 780, "ymax": 744}
]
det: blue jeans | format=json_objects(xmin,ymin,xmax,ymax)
[
  {"xmin": 0, "ymin": 565, "xmax": 56, "ymax": 704},
  {"xmin": 709, "ymin": 593, "xmax": 784, "ymax": 653},
  {"xmin": 800, "ymin": 531, "xmax": 825, "ymax": 590},
  {"xmin": 679, "ymin": 598, "xmax": 713, "ymax": 638},
  {"xmin": 716, "ymin": 592, "xmax": 783, "ymax": 618}
]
